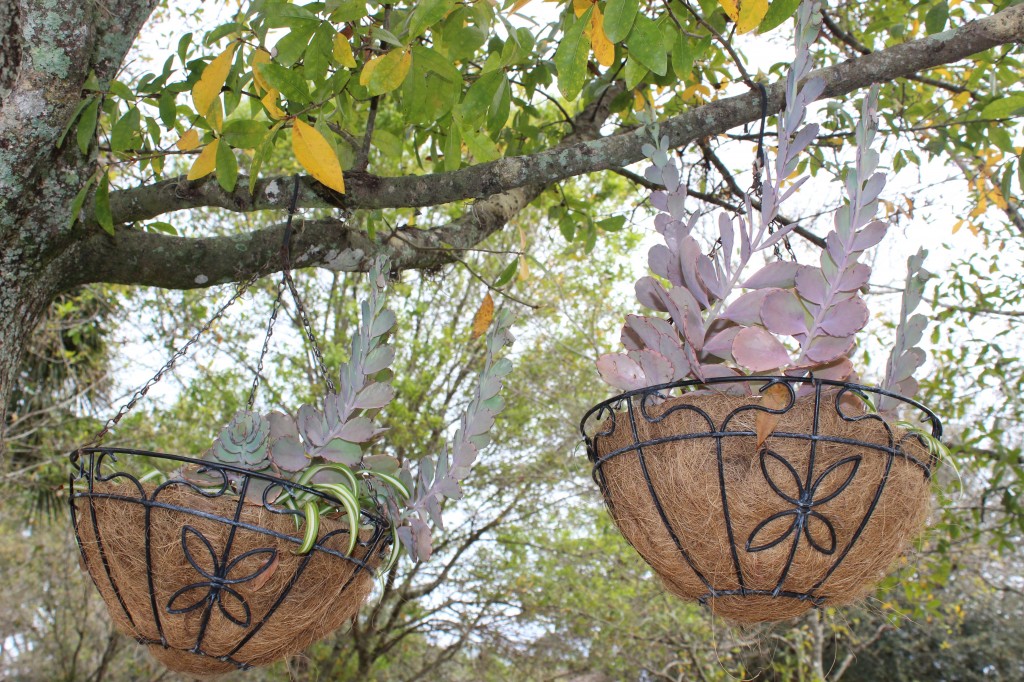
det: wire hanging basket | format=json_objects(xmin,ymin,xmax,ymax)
[
  {"xmin": 69, "ymin": 178, "xmax": 394, "ymax": 675},
  {"xmin": 580, "ymin": 376, "xmax": 942, "ymax": 623},
  {"xmin": 71, "ymin": 448, "xmax": 389, "ymax": 676}
]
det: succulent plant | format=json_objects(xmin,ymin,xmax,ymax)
[
  {"xmin": 597, "ymin": 0, "xmax": 930, "ymax": 409},
  {"xmin": 186, "ymin": 256, "xmax": 514, "ymax": 568}
]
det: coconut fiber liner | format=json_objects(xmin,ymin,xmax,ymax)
[
  {"xmin": 74, "ymin": 482, "xmax": 383, "ymax": 677},
  {"xmin": 594, "ymin": 391, "xmax": 933, "ymax": 623}
]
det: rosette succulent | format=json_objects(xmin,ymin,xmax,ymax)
[{"xmin": 187, "ymin": 256, "xmax": 515, "ymax": 567}]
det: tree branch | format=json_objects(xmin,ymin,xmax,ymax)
[{"xmin": 101, "ymin": 5, "xmax": 1024, "ymax": 227}]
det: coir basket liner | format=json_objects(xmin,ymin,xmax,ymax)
[
  {"xmin": 70, "ymin": 448, "xmax": 389, "ymax": 678},
  {"xmin": 580, "ymin": 377, "xmax": 941, "ymax": 624}
]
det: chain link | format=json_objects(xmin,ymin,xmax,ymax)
[
  {"xmin": 283, "ymin": 270, "xmax": 336, "ymax": 394},
  {"xmin": 246, "ymin": 276, "xmax": 286, "ymax": 410},
  {"xmin": 83, "ymin": 270, "xmax": 263, "ymax": 448}
]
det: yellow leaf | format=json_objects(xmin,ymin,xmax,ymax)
[
  {"xmin": 292, "ymin": 119, "xmax": 346, "ymax": 194},
  {"xmin": 718, "ymin": 0, "xmax": 768, "ymax": 33},
  {"xmin": 192, "ymin": 43, "xmax": 238, "ymax": 117},
  {"xmin": 951, "ymin": 219, "xmax": 965, "ymax": 234},
  {"xmin": 633, "ymin": 89, "xmax": 648, "ymax": 111},
  {"xmin": 573, "ymin": 0, "xmax": 593, "ymax": 17},
  {"xmin": 261, "ymin": 89, "xmax": 286, "ymax": 119},
  {"xmin": 471, "ymin": 293, "xmax": 494, "ymax": 339},
  {"xmin": 508, "ymin": 0, "xmax": 533, "ymax": 13},
  {"xmin": 333, "ymin": 34, "xmax": 357, "ymax": 68},
  {"xmin": 251, "ymin": 49, "xmax": 272, "ymax": 94},
  {"xmin": 736, "ymin": 0, "xmax": 769, "ymax": 33},
  {"xmin": 586, "ymin": 6, "xmax": 614, "ymax": 67},
  {"xmin": 680, "ymin": 83, "xmax": 710, "ymax": 103},
  {"xmin": 518, "ymin": 255, "xmax": 530, "ymax": 281},
  {"xmin": 175, "ymin": 129, "xmax": 200, "ymax": 151},
  {"xmin": 207, "ymin": 98, "xmax": 223, "ymax": 133},
  {"xmin": 187, "ymin": 138, "xmax": 219, "ymax": 181},
  {"xmin": 718, "ymin": 0, "xmax": 740, "ymax": 21},
  {"xmin": 361, "ymin": 48, "xmax": 413, "ymax": 97},
  {"xmin": 754, "ymin": 383, "xmax": 790, "ymax": 450}
]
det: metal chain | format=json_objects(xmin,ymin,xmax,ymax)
[
  {"xmin": 280, "ymin": 176, "xmax": 337, "ymax": 395},
  {"xmin": 246, "ymin": 276, "xmax": 286, "ymax": 410},
  {"xmin": 83, "ymin": 270, "xmax": 263, "ymax": 447}
]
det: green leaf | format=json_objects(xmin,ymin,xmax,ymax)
[
  {"xmin": 460, "ymin": 71, "xmax": 502, "ymax": 126},
  {"xmin": 758, "ymin": 0, "xmax": 801, "ymax": 34},
  {"xmin": 257, "ymin": 62, "xmax": 311, "ymax": 104},
  {"xmin": 626, "ymin": 13, "xmax": 667, "ymax": 76},
  {"xmin": 408, "ymin": 0, "xmax": 456, "ymax": 39},
  {"xmin": 401, "ymin": 45, "xmax": 462, "ymax": 125},
  {"xmin": 624, "ymin": 55, "xmax": 648, "ymax": 90},
  {"xmin": 94, "ymin": 174, "xmax": 114, "ymax": 236},
  {"xmin": 110, "ymin": 107, "xmax": 141, "ymax": 153},
  {"xmin": 494, "ymin": 258, "xmax": 519, "ymax": 287},
  {"xmin": 445, "ymin": 120, "xmax": 462, "ymax": 171},
  {"xmin": 274, "ymin": 25, "xmax": 316, "ymax": 66},
  {"xmin": 146, "ymin": 221, "xmax": 178, "ymax": 235},
  {"xmin": 108, "ymin": 80, "xmax": 134, "ymax": 101},
  {"xmin": 365, "ymin": 49, "xmax": 413, "ymax": 97},
  {"xmin": 56, "ymin": 97, "xmax": 94, "ymax": 149},
  {"xmin": 924, "ymin": 0, "xmax": 948, "ymax": 35},
  {"xmin": 68, "ymin": 178, "xmax": 95, "ymax": 228},
  {"xmin": 604, "ymin": 0, "xmax": 639, "ymax": 43},
  {"xmin": 486, "ymin": 74, "xmax": 512, "ymax": 138},
  {"xmin": 670, "ymin": 33, "xmax": 694, "ymax": 79},
  {"xmin": 76, "ymin": 98, "xmax": 100, "ymax": 155},
  {"xmin": 305, "ymin": 24, "xmax": 334, "ymax": 83},
  {"xmin": 370, "ymin": 26, "xmax": 404, "ymax": 47},
  {"xmin": 463, "ymin": 129, "xmax": 500, "ymax": 162},
  {"xmin": 158, "ymin": 91, "xmax": 177, "ymax": 128},
  {"xmin": 249, "ymin": 121, "xmax": 284, "ymax": 194},
  {"xmin": 980, "ymin": 94, "xmax": 1024, "ymax": 119},
  {"xmin": 329, "ymin": 0, "xmax": 368, "ymax": 22},
  {"xmin": 216, "ymin": 138, "xmax": 238, "ymax": 192},
  {"xmin": 222, "ymin": 119, "xmax": 269, "ymax": 149},
  {"xmin": 553, "ymin": 6, "xmax": 592, "ymax": 100},
  {"xmin": 597, "ymin": 216, "xmax": 626, "ymax": 231}
]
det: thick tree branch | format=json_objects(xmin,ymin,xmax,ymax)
[{"xmin": 103, "ymin": 5, "xmax": 1024, "ymax": 227}]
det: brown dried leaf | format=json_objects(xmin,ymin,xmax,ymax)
[
  {"xmin": 249, "ymin": 553, "xmax": 279, "ymax": 592},
  {"xmin": 755, "ymin": 383, "xmax": 790, "ymax": 450},
  {"xmin": 471, "ymin": 293, "xmax": 494, "ymax": 339}
]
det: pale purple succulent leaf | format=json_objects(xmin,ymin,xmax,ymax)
[
  {"xmin": 362, "ymin": 454, "xmax": 401, "ymax": 474},
  {"xmin": 895, "ymin": 376, "xmax": 920, "ymax": 399},
  {"xmin": 623, "ymin": 315, "xmax": 689, "ymax": 374},
  {"xmin": 354, "ymin": 382, "xmax": 395, "ymax": 410},
  {"xmin": 837, "ymin": 263, "xmax": 871, "ymax": 292},
  {"xmin": 649, "ymin": 244, "xmax": 683, "ymax": 286},
  {"xmin": 664, "ymin": 286, "xmax": 705, "ymax": 351},
  {"xmin": 892, "ymin": 347, "xmax": 927, "ymax": 382},
  {"xmin": 697, "ymin": 254, "xmax": 726, "ymax": 300},
  {"xmin": 743, "ymin": 261, "xmax": 800, "ymax": 289},
  {"xmin": 666, "ymin": 187, "xmax": 687, "ymax": 219},
  {"xmin": 596, "ymin": 353, "xmax": 648, "ymax": 392},
  {"xmin": 319, "ymin": 438, "xmax": 362, "ymax": 465},
  {"xmin": 466, "ymin": 410, "xmax": 496, "ymax": 437},
  {"xmin": 628, "ymin": 349, "xmax": 676, "ymax": 386},
  {"xmin": 861, "ymin": 172, "xmax": 886, "ymax": 205},
  {"xmin": 721, "ymin": 290, "xmax": 771, "ymax": 325},
  {"xmin": 795, "ymin": 266, "xmax": 827, "ymax": 304},
  {"xmin": 266, "ymin": 411, "xmax": 298, "ymax": 439},
  {"xmin": 703, "ymin": 326, "xmax": 740, "ymax": 361},
  {"xmin": 364, "ymin": 345, "xmax": 396, "ymax": 374},
  {"xmin": 699, "ymin": 363, "xmax": 742, "ymax": 379},
  {"xmin": 650, "ymin": 190, "xmax": 668, "ymax": 211},
  {"xmin": 825, "ymin": 231, "xmax": 846, "ymax": 267},
  {"xmin": 804, "ymin": 335, "xmax": 855, "ymax": 364},
  {"xmin": 810, "ymin": 356, "xmax": 854, "ymax": 381},
  {"xmin": 760, "ymin": 220, "xmax": 801, "ymax": 251},
  {"xmin": 338, "ymin": 416, "xmax": 378, "ymax": 443},
  {"xmin": 902, "ymin": 314, "xmax": 928, "ymax": 348},
  {"xmin": 298, "ymin": 404, "xmax": 327, "ymax": 447},
  {"xmin": 679, "ymin": 236, "xmax": 710, "ymax": 308},
  {"xmin": 662, "ymin": 161, "xmax": 680, "ymax": 192},
  {"xmin": 644, "ymin": 164, "xmax": 664, "ymax": 185},
  {"xmin": 269, "ymin": 435, "xmax": 308, "ymax": 472},
  {"xmin": 788, "ymin": 123, "xmax": 819, "ymax": 160},
  {"xmin": 852, "ymin": 220, "xmax": 888, "ymax": 251},
  {"xmin": 371, "ymin": 309, "xmax": 397, "ymax": 338},
  {"xmin": 635, "ymin": 277, "xmax": 668, "ymax": 312},
  {"xmin": 819, "ymin": 296, "xmax": 869, "ymax": 337},
  {"xmin": 732, "ymin": 327, "xmax": 792, "ymax": 372},
  {"xmin": 761, "ymin": 289, "xmax": 808, "ymax": 336}
]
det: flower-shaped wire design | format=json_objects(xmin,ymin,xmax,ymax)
[
  {"xmin": 166, "ymin": 526, "xmax": 278, "ymax": 627},
  {"xmin": 746, "ymin": 450, "xmax": 862, "ymax": 555}
]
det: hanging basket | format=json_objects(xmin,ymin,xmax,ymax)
[
  {"xmin": 580, "ymin": 376, "xmax": 941, "ymax": 624},
  {"xmin": 70, "ymin": 448, "xmax": 390, "ymax": 678}
]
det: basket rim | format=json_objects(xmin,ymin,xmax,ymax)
[
  {"xmin": 579, "ymin": 375, "xmax": 942, "ymax": 440},
  {"xmin": 70, "ymin": 446, "xmax": 392, "ymax": 531}
]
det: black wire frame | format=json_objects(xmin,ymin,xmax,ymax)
[
  {"xmin": 69, "ymin": 447, "xmax": 391, "ymax": 671},
  {"xmin": 579, "ymin": 376, "xmax": 943, "ymax": 609}
]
